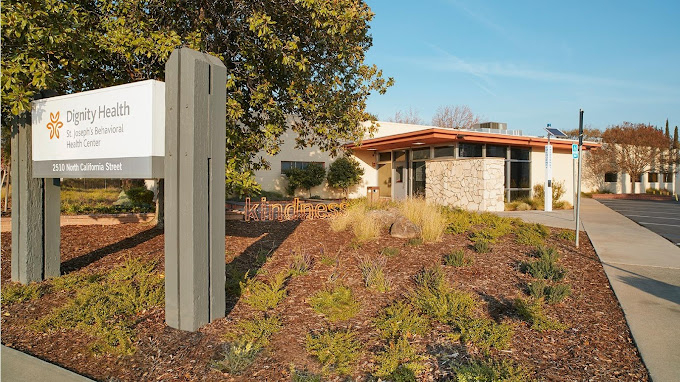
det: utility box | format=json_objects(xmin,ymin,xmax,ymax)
[{"xmin": 367, "ymin": 187, "xmax": 380, "ymax": 203}]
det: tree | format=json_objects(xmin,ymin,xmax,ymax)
[
  {"xmin": 583, "ymin": 147, "xmax": 618, "ymax": 191},
  {"xmin": 285, "ymin": 163, "xmax": 326, "ymax": 198},
  {"xmin": 431, "ymin": 105, "xmax": 481, "ymax": 129},
  {"xmin": 563, "ymin": 125, "xmax": 602, "ymax": 141},
  {"xmin": 1, "ymin": 0, "xmax": 393, "ymax": 197},
  {"xmin": 674, "ymin": 126, "xmax": 679, "ymax": 150},
  {"xmin": 387, "ymin": 107, "xmax": 423, "ymax": 125},
  {"xmin": 665, "ymin": 119, "xmax": 670, "ymax": 140},
  {"xmin": 601, "ymin": 122, "xmax": 670, "ymax": 193},
  {"xmin": 326, "ymin": 156, "xmax": 365, "ymax": 198}
]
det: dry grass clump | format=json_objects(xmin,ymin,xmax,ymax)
[
  {"xmin": 399, "ymin": 198, "xmax": 447, "ymax": 243},
  {"xmin": 330, "ymin": 203, "xmax": 380, "ymax": 243}
]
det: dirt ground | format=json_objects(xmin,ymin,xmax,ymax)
[{"xmin": 0, "ymin": 220, "xmax": 648, "ymax": 381}]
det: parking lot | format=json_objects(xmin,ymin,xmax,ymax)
[{"xmin": 598, "ymin": 199, "xmax": 680, "ymax": 246}]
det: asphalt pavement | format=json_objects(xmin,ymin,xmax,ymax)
[{"xmin": 597, "ymin": 199, "xmax": 680, "ymax": 246}]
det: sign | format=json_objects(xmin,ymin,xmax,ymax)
[
  {"xmin": 244, "ymin": 197, "xmax": 348, "ymax": 221},
  {"xmin": 572, "ymin": 143, "xmax": 579, "ymax": 159},
  {"xmin": 31, "ymin": 80, "xmax": 165, "ymax": 178},
  {"xmin": 544, "ymin": 144, "xmax": 553, "ymax": 212}
]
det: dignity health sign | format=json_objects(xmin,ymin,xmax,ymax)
[{"xmin": 32, "ymin": 80, "xmax": 164, "ymax": 178}]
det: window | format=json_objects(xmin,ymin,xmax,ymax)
[
  {"xmin": 434, "ymin": 146, "xmax": 455, "ymax": 158},
  {"xmin": 509, "ymin": 162, "xmax": 531, "ymax": 188},
  {"xmin": 459, "ymin": 143, "xmax": 482, "ymax": 157},
  {"xmin": 378, "ymin": 152, "xmax": 391, "ymax": 162},
  {"xmin": 604, "ymin": 172, "xmax": 618, "ymax": 182},
  {"xmin": 647, "ymin": 172, "xmax": 659, "ymax": 182},
  {"xmin": 412, "ymin": 147, "xmax": 431, "ymax": 160},
  {"xmin": 634, "ymin": 174, "xmax": 642, "ymax": 182},
  {"xmin": 280, "ymin": 161, "xmax": 324, "ymax": 174},
  {"xmin": 510, "ymin": 147, "xmax": 530, "ymax": 160},
  {"xmin": 663, "ymin": 173, "xmax": 673, "ymax": 183},
  {"xmin": 486, "ymin": 145, "xmax": 507, "ymax": 158}
]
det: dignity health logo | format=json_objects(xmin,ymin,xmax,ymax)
[{"xmin": 47, "ymin": 112, "xmax": 63, "ymax": 139}]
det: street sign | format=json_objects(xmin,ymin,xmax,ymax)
[{"xmin": 572, "ymin": 143, "xmax": 579, "ymax": 159}]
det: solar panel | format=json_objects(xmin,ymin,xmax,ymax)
[{"xmin": 545, "ymin": 127, "xmax": 568, "ymax": 138}]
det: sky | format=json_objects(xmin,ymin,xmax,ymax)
[{"xmin": 364, "ymin": 0, "xmax": 680, "ymax": 137}]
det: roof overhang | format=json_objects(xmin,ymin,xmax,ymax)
[{"xmin": 346, "ymin": 128, "xmax": 601, "ymax": 152}]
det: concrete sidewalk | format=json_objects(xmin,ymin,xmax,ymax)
[
  {"xmin": 578, "ymin": 199, "xmax": 679, "ymax": 382},
  {"xmin": 0, "ymin": 213, "xmax": 155, "ymax": 232},
  {"xmin": 1, "ymin": 346, "xmax": 95, "ymax": 382},
  {"xmin": 497, "ymin": 208, "xmax": 584, "ymax": 230}
]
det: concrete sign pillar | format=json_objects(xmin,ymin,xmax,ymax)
[
  {"xmin": 164, "ymin": 47, "xmax": 226, "ymax": 331},
  {"xmin": 11, "ymin": 112, "xmax": 61, "ymax": 284}
]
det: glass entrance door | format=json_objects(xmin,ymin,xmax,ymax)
[
  {"xmin": 392, "ymin": 150, "xmax": 408, "ymax": 199},
  {"xmin": 411, "ymin": 161, "xmax": 426, "ymax": 197}
]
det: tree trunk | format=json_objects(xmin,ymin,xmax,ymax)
[
  {"xmin": 154, "ymin": 179, "xmax": 164, "ymax": 228},
  {"xmin": 3, "ymin": 164, "xmax": 9, "ymax": 212}
]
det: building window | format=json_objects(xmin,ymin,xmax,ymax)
[
  {"xmin": 486, "ymin": 145, "xmax": 507, "ymax": 158},
  {"xmin": 647, "ymin": 172, "xmax": 659, "ymax": 182},
  {"xmin": 634, "ymin": 174, "xmax": 642, "ymax": 182},
  {"xmin": 412, "ymin": 147, "xmax": 431, "ymax": 160},
  {"xmin": 509, "ymin": 162, "xmax": 531, "ymax": 188},
  {"xmin": 506, "ymin": 147, "xmax": 531, "ymax": 202},
  {"xmin": 510, "ymin": 147, "xmax": 530, "ymax": 160},
  {"xmin": 604, "ymin": 172, "xmax": 618, "ymax": 182},
  {"xmin": 459, "ymin": 143, "xmax": 482, "ymax": 157},
  {"xmin": 433, "ymin": 146, "xmax": 455, "ymax": 158},
  {"xmin": 281, "ymin": 161, "xmax": 324, "ymax": 174},
  {"xmin": 378, "ymin": 152, "xmax": 391, "ymax": 162},
  {"xmin": 663, "ymin": 172, "xmax": 673, "ymax": 183}
]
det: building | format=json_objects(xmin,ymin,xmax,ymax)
[{"xmin": 254, "ymin": 121, "xmax": 601, "ymax": 211}]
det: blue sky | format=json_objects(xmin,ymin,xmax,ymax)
[{"xmin": 364, "ymin": 1, "xmax": 680, "ymax": 136}]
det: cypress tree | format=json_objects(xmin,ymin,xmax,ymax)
[
  {"xmin": 665, "ymin": 119, "xmax": 670, "ymax": 139},
  {"xmin": 674, "ymin": 126, "xmax": 679, "ymax": 150}
]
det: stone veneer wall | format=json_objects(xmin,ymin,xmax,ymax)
[{"xmin": 425, "ymin": 158, "xmax": 505, "ymax": 212}]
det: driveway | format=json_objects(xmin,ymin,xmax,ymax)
[{"xmin": 597, "ymin": 199, "xmax": 680, "ymax": 246}]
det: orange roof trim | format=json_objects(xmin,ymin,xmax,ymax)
[{"xmin": 346, "ymin": 128, "xmax": 601, "ymax": 152}]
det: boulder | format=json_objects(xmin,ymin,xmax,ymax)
[
  {"xmin": 390, "ymin": 215, "xmax": 421, "ymax": 239},
  {"xmin": 369, "ymin": 208, "xmax": 400, "ymax": 228}
]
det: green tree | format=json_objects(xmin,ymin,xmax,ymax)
[
  {"xmin": 285, "ymin": 163, "xmax": 326, "ymax": 198},
  {"xmin": 665, "ymin": 119, "xmax": 670, "ymax": 140},
  {"xmin": 1, "ymin": 0, "xmax": 393, "ymax": 195},
  {"xmin": 326, "ymin": 156, "xmax": 365, "ymax": 198},
  {"xmin": 674, "ymin": 126, "xmax": 679, "ymax": 150}
]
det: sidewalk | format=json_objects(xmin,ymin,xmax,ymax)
[
  {"xmin": 1, "ymin": 346, "xmax": 94, "ymax": 382},
  {"xmin": 579, "ymin": 198, "xmax": 680, "ymax": 382},
  {"xmin": 0, "ymin": 213, "xmax": 155, "ymax": 232},
  {"xmin": 497, "ymin": 208, "xmax": 584, "ymax": 230}
]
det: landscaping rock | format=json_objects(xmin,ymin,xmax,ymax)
[
  {"xmin": 390, "ymin": 215, "xmax": 421, "ymax": 239},
  {"xmin": 369, "ymin": 208, "xmax": 400, "ymax": 228}
]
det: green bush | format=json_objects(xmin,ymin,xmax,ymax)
[
  {"xmin": 306, "ymin": 329, "xmax": 362, "ymax": 375},
  {"xmin": 459, "ymin": 317, "xmax": 514, "ymax": 351},
  {"xmin": 381, "ymin": 246, "xmax": 400, "ymax": 257},
  {"xmin": 309, "ymin": 284, "xmax": 360, "ymax": 322},
  {"xmin": 1, "ymin": 282, "xmax": 47, "ymax": 305},
  {"xmin": 289, "ymin": 253, "xmax": 312, "ymax": 277},
  {"xmin": 526, "ymin": 280, "xmax": 547, "ymax": 300},
  {"xmin": 444, "ymin": 249, "xmax": 473, "ymax": 267},
  {"xmin": 228, "ymin": 315, "xmax": 282, "ymax": 347},
  {"xmin": 514, "ymin": 223, "xmax": 550, "ymax": 247},
  {"xmin": 374, "ymin": 337, "xmax": 426, "ymax": 379},
  {"xmin": 473, "ymin": 239, "xmax": 490, "ymax": 253},
  {"xmin": 407, "ymin": 237, "xmax": 423, "ymax": 246},
  {"xmin": 212, "ymin": 341, "xmax": 261, "ymax": 375},
  {"xmin": 359, "ymin": 257, "xmax": 391, "ymax": 293},
  {"xmin": 409, "ymin": 282, "xmax": 477, "ymax": 325},
  {"xmin": 444, "ymin": 209, "xmax": 473, "ymax": 234},
  {"xmin": 375, "ymin": 300, "xmax": 429, "ymax": 340},
  {"xmin": 240, "ymin": 271, "xmax": 288, "ymax": 311},
  {"xmin": 514, "ymin": 298, "xmax": 566, "ymax": 331},
  {"xmin": 545, "ymin": 283, "xmax": 571, "ymax": 304},
  {"xmin": 326, "ymin": 156, "xmax": 365, "ymax": 198},
  {"xmin": 533, "ymin": 181, "xmax": 567, "ymax": 209},
  {"xmin": 452, "ymin": 358, "xmax": 532, "ymax": 382},
  {"xmin": 33, "ymin": 259, "xmax": 164, "ymax": 355},
  {"xmin": 522, "ymin": 248, "xmax": 566, "ymax": 281},
  {"xmin": 285, "ymin": 163, "xmax": 326, "ymax": 198},
  {"xmin": 290, "ymin": 367, "xmax": 323, "ymax": 382},
  {"xmin": 413, "ymin": 266, "xmax": 445, "ymax": 290},
  {"xmin": 555, "ymin": 230, "xmax": 576, "ymax": 241},
  {"xmin": 320, "ymin": 252, "xmax": 338, "ymax": 266},
  {"xmin": 125, "ymin": 186, "xmax": 154, "ymax": 205}
]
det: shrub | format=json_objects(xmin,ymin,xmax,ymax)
[
  {"xmin": 526, "ymin": 280, "xmax": 547, "ymax": 300},
  {"xmin": 240, "ymin": 271, "xmax": 288, "ymax": 311},
  {"xmin": 555, "ymin": 230, "xmax": 576, "ymax": 241},
  {"xmin": 473, "ymin": 239, "xmax": 490, "ymax": 253},
  {"xmin": 514, "ymin": 298, "xmax": 566, "ymax": 331},
  {"xmin": 409, "ymin": 279, "xmax": 477, "ymax": 325},
  {"xmin": 1, "ymin": 282, "xmax": 47, "ymax": 305},
  {"xmin": 374, "ymin": 337, "xmax": 427, "ymax": 379},
  {"xmin": 326, "ymin": 156, "xmax": 365, "ymax": 198},
  {"xmin": 443, "ymin": 208, "xmax": 474, "ymax": 234},
  {"xmin": 306, "ymin": 329, "xmax": 362, "ymax": 375},
  {"xmin": 459, "ymin": 317, "xmax": 514, "ymax": 351},
  {"xmin": 289, "ymin": 252, "xmax": 312, "ymax": 277},
  {"xmin": 400, "ymin": 198, "xmax": 447, "ymax": 242},
  {"xmin": 444, "ymin": 249, "xmax": 473, "ymax": 267},
  {"xmin": 545, "ymin": 283, "xmax": 571, "ymax": 304},
  {"xmin": 381, "ymin": 246, "xmax": 400, "ymax": 257},
  {"xmin": 533, "ymin": 181, "xmax": 567, "ymax": 209},
  {"xmin": 359, "ymin": 256, "xmax": 391, "ymax": 293},
  {"xmin": 514, "ymin": 223, "xmax": 550, "ymax": 247},
  {"xmin": 309, "ymin": 284, "xmax": 360, "ymax": 322},
  {"xmin": 330, "ymin": 203, "xmax": 380, "ymax": 243},
  {"xmin": 452, "ymin": 358, "xmax": 532, "ymax": 382},
  {"xmin": 523, "ymin": 248, "xmax": 566, "ymax": 281},
  {"xmin": 228, "ymin": 315, "xmax": 282, "ymax": 347},
  {"xmin": 414, "ymin": 266, "xmax": 445, "ymax": 290},
  {"xmin": 290, "ymin": 367, "xmax": 323, "ymax": 382},
  {"xmin": 407, "ymin": 237, "xmax": 423, "ymax": 246},
  {"xmin": 531, "ymin": 246, "xmax": 560, "ymax": 261},
  {"xmin": 125, "ymin": 186, "xmax": 154, "ymax": 206},
  {"xmin": 33, "ymin": 259, "xmax": 164, "ymax": 355},
  {"xmin": 320, "ymin": 252, "xmax": 338, "ymax": 266},
  {"xmin": 285, "ymin": 163, "xmax": 326, "ymax": 198},
  {"xmin": 212, "ymin": 341, "xmax": 261, "ymax": 375},
  {"xmin": 375, "ymin": 301, "xmax": 429, "ymax": 340},
  {"xmin": 50, "ymin": 272, "xmax": 102, "ymax": 293}
]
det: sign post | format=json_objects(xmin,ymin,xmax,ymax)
[
  {"xmin": 575, "ymin": 110, "xmax": 584, "ymax": 247},
  {"xmin": 545, "ymin": 142, "xmax": 553, "ymax": 212},
  {"xmin": 572, "ymin": 143, "xmax": 578, "ymax": 221}
]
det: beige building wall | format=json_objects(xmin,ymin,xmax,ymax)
[
  {"xmin": 253, "ymin": 121, "xmax": 431, "ymax": 199},
  {"xmin": 530, "ymin": 146, "xmax": 578, "ymax": 206}
]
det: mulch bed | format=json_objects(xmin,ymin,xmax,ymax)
[{"xmin": 1, "ymin": 220, "xmax": 648, "ymax": 381}]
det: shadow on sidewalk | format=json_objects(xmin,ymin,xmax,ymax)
[{"xmin": 607, "ymin": 263, "xmax": 680, "ymax": 306}]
